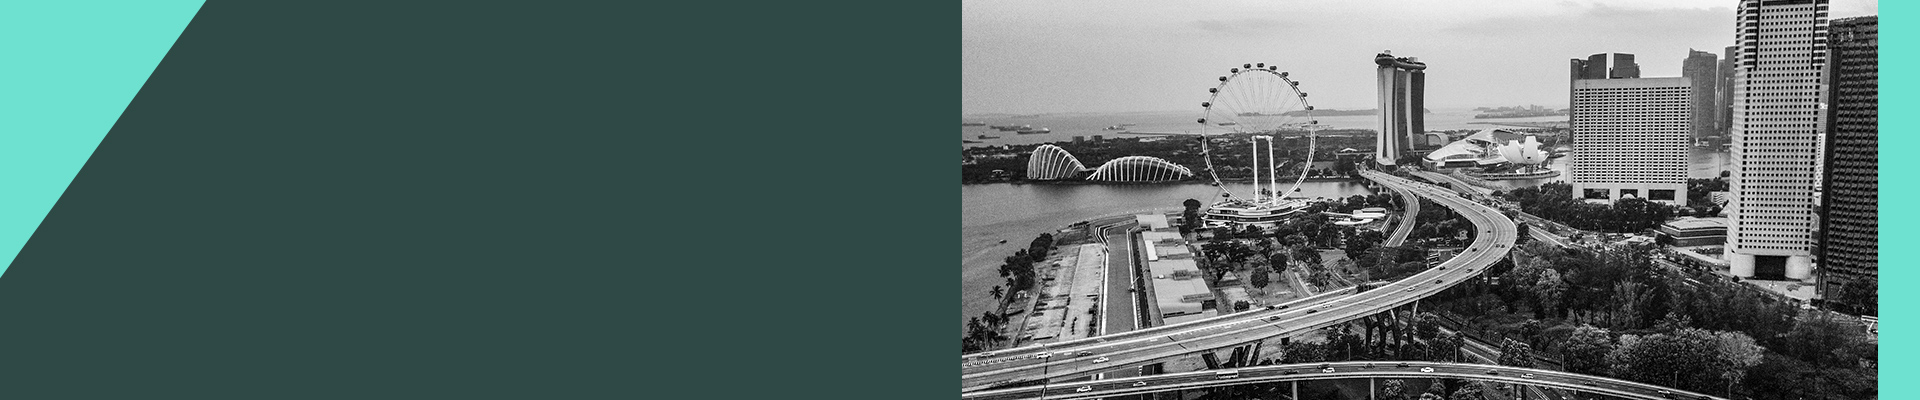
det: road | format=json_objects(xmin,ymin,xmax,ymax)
[
  {"xmin": 1446, "ymin": 326, "xmax": 1575, "ymax": 400},
  {"xmin": 1380, "ymin": 181, "xmax": 1419, "ymax": 246},
  {"xmin": 960, "ymin": 170, "xmax": 1519, "ymax": 391},
  {"xmin": 1095, "ymin": 221, "xmax": 1141, "ymax": 379},
  {"xmin": 961, "ymin": 361, "xmax": 1724, "ymax": 400}
]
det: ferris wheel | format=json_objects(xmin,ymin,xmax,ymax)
[{"xmin": 1195, "ymin": 63, "xmax": 1317, "ymax": 204}]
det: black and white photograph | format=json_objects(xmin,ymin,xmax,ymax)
[{"xmin": 961, "ymin": 1, "xmax": 1879, "ymax": 399}]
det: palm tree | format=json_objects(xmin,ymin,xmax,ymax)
[{"xmin": 990, "ymin": 285, "xmax": 1005, "ymax": 301}]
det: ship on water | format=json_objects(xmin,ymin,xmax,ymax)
[
  {"xmin": 1016, "ymin": 127, "xmax": 1051, "ymax": 134},
  {"xmin": 962, "ymin": 122, "xmax": 986, "ymax": 127}
]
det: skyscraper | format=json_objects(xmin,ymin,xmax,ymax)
[
  {"xmin": 1569, "ymin": 53, "xmax": 1642, "ymax": 126},
  {"xmin": 1374, "ymin": 52, "xmax": 1426, "ymax": 165},
  {"xmin": 1682, "ymin": 50, "xmax": 1718, "ymax": 141},
  {"xmin": 1718, "ymin": 46, "xmax": 1737, "ymax": 138},
  {"xmin": 1570, "ymin": 77, "xmax": 1691, "ymax": 205},
  {"xmin": 1727, "ymin": 0, "xmax": 1828, "ymax": 280},
  {"xmin": 1819, "ymin": 15, "xmax": 1876, "ymax": 293},
  {"xmin": 1608, "ymin": 53, "xmax": 1640, "ymax": 79}
]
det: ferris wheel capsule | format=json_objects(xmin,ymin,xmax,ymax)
[
  {"xmin": 1219, "ymin": 76, "xmax": 1228, "ymax": 82},
  {"xmin": 1209, "ymin": 88, "xmax": 1218, "ymax": 93},
  {"xmin": 1202, "ymin": 102, "xmax": 1210, "ymax": 107},
  {"xmin": 1243, "ymin": 63, "xmax": 1252, "ymax": 69},
  {"xmin": 1306, "ymin": 106, "xmax": 1315, "ymax": 111},
  {"xmin": 1269, "ymin": 66, "xmax": 1277, "ymax": 71},
  {"xmin": 1279, "ymin": 72, "xmax": 1288, "ymax": 78},
  {"xmin": 1257, "ymin": 63, "xmax": 1265, "ymax": 68},
  {"xmin": 1231, "ymin": 68, "xmax": 1239, "ymax": 73},
  {"xmin": 1197, "ymin": 118, "xmax": 1207, "ymax": 124}
]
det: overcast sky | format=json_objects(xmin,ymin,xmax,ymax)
[{"xmin": 962, "ymin": 0, "xmax": 1877, "ymax": 114}]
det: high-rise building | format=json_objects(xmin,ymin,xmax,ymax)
[
  {"xmin": 1727, "ymin": 0, "xmax": 1828, "ymax": 281},
  {"xmin": 1718, "ymin": 46, "xmax": 1737, "ymax": 137},
  {"xmin": 1569, "ymin": 53, "xmax": 1642, "ymax": 126},
  {"xmin": 1682, "ymin": 50, "xmax": 1718, "ymax": 141},
  {"xmin": 1819, "ymin": 15, "xmax": 1876, "ymax": 293},
  {"xmin": 1569, "ymin": 77, "xmax": 1690, "ymax": 205},
  {"xmin": 1609, "ymin": 53, "xmax": 1640, "ymax": 78},
  {"xmin": 1374, "ymin": 52, "xmax": 1427, "ymax": 165}
]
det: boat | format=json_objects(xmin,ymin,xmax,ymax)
[
  {"xmin": 978, "ymin": 134, "xmax": 1001, "ymax": 139},
  {"xmin": 963, "ymin": 139, "xmax": 985, "ymax": 144},
  {"xmin": 1016, "ymin": 127, "xmax": 1051, "ymax": 134},
  {"xmin": 990, "ymin": 125, "xmax": 1025, "ymax": 131},
  {"xmin": 963, "ymin": 122, "xmax": 986, "ymax": 127},
  {"xmin": 999, "ymin": 239, "xmax": 1008, "ymax": 244}
]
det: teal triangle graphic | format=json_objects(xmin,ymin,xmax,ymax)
[{"xmin": 0, "ymin": 1, "xmax": 205, "ymax": 276}]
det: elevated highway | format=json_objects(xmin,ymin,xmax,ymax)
[
  {"xmin": 960, "ymin": 170, "xmax": 1518, "ymax": 391},
  {"xmin": 961, "ymin": 361, "xmax": 1725, "ymax": 400},
  {"xmin": 1378, "ymin": 180, "xmax": 1419, "ymax": 246}
]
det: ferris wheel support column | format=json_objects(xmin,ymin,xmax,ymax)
[
  {"xmin": 1267, "ymin": 136, "xmax": 1277, "ymax": 200},
  {"xmin": 1250, "ymin": 137, "xmax": 1260, "ymax": 202}
]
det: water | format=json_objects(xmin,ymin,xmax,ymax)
[
  {"xmin": 962, "ymin": 108, "xmax": 1570, "ymax": 149},
  {"xmin": 1473, "ymin": 147, "xmax": 1733, "ymax": 191},
  {"xmin": 959, "ymin": 181, "xmax": 1376, "ymax": 334}
]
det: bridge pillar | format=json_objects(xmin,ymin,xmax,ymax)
[
  {"xmin": 1292, "ymin": 381, "xmax": 1298, "ymax": 400},
  {"xmin": 1200, "ymin": 352, "xmax": 1221, "ymax": 370},
  {"xmin": 1369, "ymin": 377, "xmax": 1377, "ymax": 400}
]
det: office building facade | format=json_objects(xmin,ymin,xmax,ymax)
[
  {"xmin": 1727, "ymin": 0, "xmax": 1828, "ymax": 280},
  {"xmin": 1682, "ymin": 49, "xmax": 1719, "ymax": 141},
  {"xmin": 1374, "ymin": 52, "xmax": 1427, "ymax": 165},
  {"xmin": 1570, "ymin": 77, "xmax": 1691, "ymax": 205},
  {"xmin": 1718, "ymin": 46, "xmax": 1737, "ymax": 137},
  {"xmin": 1819, "ymin": 15, "xmax": 1876, "ymax": 292}
]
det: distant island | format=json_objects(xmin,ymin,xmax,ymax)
[
  {"xmin": 1272, "ymin": 108, "xmax": 1432, "ymax": 117},
  {"xmin": 1473, "ymin": 105, "xmax": 1567, "ymax": 119}
]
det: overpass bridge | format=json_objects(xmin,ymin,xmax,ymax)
[
  {"xmin": 960, "ymin": 361, "xmax": 1725, "ymax": 400},
  {"xmin": 960, "ymin": 170, "xmax": 1518, "ymax": 391}
]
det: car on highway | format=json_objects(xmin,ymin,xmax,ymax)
[
  {"xmin": 1404, "ymin": 287, "xmax": 1416, "ymax": 292},
  {"xmin": 1305, "ymin": 309, "xmax": 1318, "ymax": 314},
  {"xmin": 1092, "ymin": 357, "xmax": 1110, "ymax": 363},
  {"xmin": 1485, "ymin": 369, "xmax": 1500, "ymax": 375},
  {"xmin": 1076, "ymin": 351, "xmax": 1093, "ymax": 356},
  {"xmin": 1032, "ymin": 352, "xmax": 1051, "ymax": 359},
  {"xmin": 1075, "ymin": 386, "xmax": 1093, "ymax": 392},
  {"xmin": 1395, "ymin": 363, "xmax": 1409, "ymax": 368},
  {"xmin": 1131, "ymin": 381, "xmax": 1148, "ymax": 387},
  {"xmin": 1656, "ymin": 390, "xmax": 1674, "ymax": 399},
  {"xmin": 1521, "ymin": 373, "xmax": 1534, "ymax": 379},
  {"xmin": 1215, "ymin": 370, "xmax": 1239, "ymax": 380},
  {"xmin": 1420, "ymin": 367, "xmax": 1435, "ymax": 373},
  {"xmin": 1268, "ymin": 315, "xmax": 1284, "ymax": 321}
]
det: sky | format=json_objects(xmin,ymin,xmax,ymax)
[{"xmin": 962, "ymin": 0, "xmax": 1878, "ymax": 114}]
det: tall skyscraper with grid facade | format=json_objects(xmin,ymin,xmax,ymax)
[
  {"xmin": 1726, "ymin": 0, "xmax": 1828, "ymax": 280},
  {"xmin": 1819, "ymin": 15, "xmax": 1875, "ymax": 294}
]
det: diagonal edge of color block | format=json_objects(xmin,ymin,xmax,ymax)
[{"xmin": 0, "ymin": 1, "xmax": 206, "ymax": 276}]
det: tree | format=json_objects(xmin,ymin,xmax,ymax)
[
  {"xmin": 1560, "ymin": 325, "xmax": 1614, "ymax": 375},
  {"xmin": 1448, "ymin": 381, "xmax": 1487, "ymax": 400},
  {"xmin": 1533, "ymin": 269, "xmax": 1566, "ymax": 319},
  {"xmin": 989, "ymin": 285, "xmax": 1004, "ymax": 301},
  {"xmin": 1606, "ymin": 328, "xmax": 1762, "ymax": 395},
  {"xmin": 1497, "ymin": 338, "xmax": 1535, "ymax": 368},
  {"xmin": 1250, "ymin": 268, "xmax": 1270, "ymax": 288},
  {"xmin": 1381, "ymin": 379, "xmax": 1411, "ymax": 400},
  {"xmin": 1182, "ymin": 198, "xmax": 1203, "ymax": 234},
  {"xmin": 1833, "ymin": 277, "xmax": 1878, "ymax": 316}
]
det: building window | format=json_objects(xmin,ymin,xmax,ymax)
[{"xmin": 1650, "ymin": 189, "xmax": 1677, "ymax": 201}]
